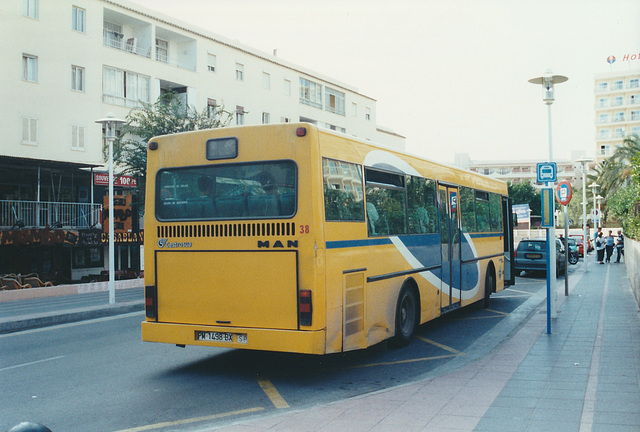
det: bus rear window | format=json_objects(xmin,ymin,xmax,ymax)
[{"xmin": 156, "ymin": 161, "xmax": 297, "ymax": 221}]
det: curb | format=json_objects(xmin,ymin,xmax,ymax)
[{"xmin": 0, "ymin": 301, "xmax": 144, "ymax": 334}]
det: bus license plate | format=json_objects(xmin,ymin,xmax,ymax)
[{"xmin": 195, "ymin": 331, "xmax": 248, "ymax": 344}]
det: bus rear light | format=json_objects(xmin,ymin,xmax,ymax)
[
  {"xmin": 296, "ymin": 127, "xmax": 307, "ymax": 137},
  {"xmin": 145, "ymin": 285, "xmax": 157, "ymax": 320},
  {"xmin": 148, "ymin": 141, "xmax": 158, "ymax": 151},
  {"xmin": 299, "ymin": 289, "xmax": 312, "ymax": 326}
]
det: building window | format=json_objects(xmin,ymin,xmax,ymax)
[
  {"xmin": 72, "ymin": 6, "xmax": 85, "ymax": 32},
  {"xmin": 22, "ymin": 117, "xmax": 38, "ymax": 144},
  {"xmin": 236, "ymin": 63, "xmax": 244, "ymax": 81},
  {"xmin": 631, "ymin": 95, "xmax": 639, "ymax": 105},
  {"xmin": 236, "ymin": 106, "xmax": 245, "ymax": 125},
  {"xmin": 207, "ymin": 53, "xmax": 216, "ymax": 72},
  {"xmin": 365, "ymin": 107, "xmax": 371, "ymax": 121},
  {"xmin": 207, "ymin": 98, "xmax": 217, "ymax": 118},
  {"xmin": 262, "ymin": 112, "xmax": 270, "ymax": 124},
  {"xmin": 23, "ymin": 0, "xmax": 38, "ymax": 18},
  {"xmin": 71, "ymin": 125, "xmax": 85, "ymax": 150},
  {"xmin": 352, "ymin": 102, "xmax": 358, "ymax": 117},
  {"xmin": 600, "ymin": 129, "xmax": 610, "ymax": 140},
  {"xmin": 631, "ymin": 126, "xmax": 640, "ymax": 135},
  {"xmin": 613, "ymin": 80, "xmax": 624, "ymax": 90},
  {"xmin": 281, "ymin": 117, "xmax": 291, "ymax": 123},
  {"xmin": 599, "ymin": 113, "xmax": 609, "ymax": 124},
  {"xmin": 600, "ymin": 145, "xmax": 610, "ymax": 155},
  {"xmin": 598, "ymin": 98, "xmax": 609, "ymax": 108},
  {"xmin": 262, "ymin": 72, "xmax": 270, "ymax": 90},
  {"xmin": 284, "ymin": 79, "xmax": 291, "ymax": 96},
  {"xmin": 598, "ymin": 82, "xmax": 608, "ymax": 92},
  {"xmin": 102, "ymin": 66, "xmax": 150, "ymax": 107},
  {"xmin": 156, "ymin": 39, "xmax": 168, "ymax": 63},
  {"xmin": 326, "ymin": 123, "xmax": 346, "ymax": 133},
  {"xmin": 22, "ymin": 54, "xmax": 38, "ymax": 82},
  {"xmin": 325, "ymin": 88, "xmax": 345, "ymax": 115},
  {"xmin": 631, "ymin": 110, "xmax": 640, "ymax": 121},
  {"xmin": 614, "ymin": 127, "xmax": 625, "ymax": 138},
  {"xmin": 614, "ymin": 111, "xmax": 625, "ymax": 122},
  {"xmin": 299, "ymin": 77, "xmax": 322, "ymax": 108},
  {"xmin": 631, "ymin": 79, "xmax": 639, "ymax": 89},
  {"xmin": 71, "ymin": 65, "xmax": 85, "ymax": 91},
  {"xmin": 613, "ymin": 96, "xmax": 624, "ymax": 106}
]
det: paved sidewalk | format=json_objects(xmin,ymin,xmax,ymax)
[{"xmin": 195, "ymin": 263, "xmax": 640, "ymax": 432}]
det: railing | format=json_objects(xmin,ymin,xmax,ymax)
[
  {"xmin": 0, "ymin": 200, "xmax": 102, "ymax": 229},
  {"xmin": 103, "ymin": 32, "xmax": 151, "ymax": 58}
]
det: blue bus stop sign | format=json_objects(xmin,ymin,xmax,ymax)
[{"xmin": 537, "ymin": 162, "xmax": 557, "ymax": 183}]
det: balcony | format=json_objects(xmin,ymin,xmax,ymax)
[
  {"xmin": 103, "ymin": 9, "xmax": 152, "ymax": 58},
  {"xmin": 155, "ymin": 26, "xmax": 197, "ymax": 71},
  {"xmin": 1, "ymin": 200, "xmax": 102, "ymax": 229}
]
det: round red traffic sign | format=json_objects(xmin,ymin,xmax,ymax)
[{"xmin": 556, "ymin": 180, "xmax": 572, "ymax": 206}]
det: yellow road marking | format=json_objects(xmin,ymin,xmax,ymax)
[
  {"xmin": 485, "ymin": 308, "xmax": 508, "ymax": 316},
  {"xmin": 347, "ymin": 354, "xmax": 459, "ymax": 369},
  {"xmin": 113, "ymin": 407, "xmax": 264, "ymax": 432},
  {"xmin": 504, "ymin": 288, "xmax": 535, "ymax": 295},
  {"xmin": 415, "ymin": 336, "xmax": 465, "ymax": 355},
  {"xmin": 257, "ymin": 377, "xmax": 290, "ymax": 409}
]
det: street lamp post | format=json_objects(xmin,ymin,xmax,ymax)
[
  {"xmin": 589, "ymin": 182, "xmax": 599, "ymax": 232},
  {"xmin": 95, "ymin": 113, "xmax": 126, "ymax": 304},
  {"xmin": 576, "ymin": 157, "xmax": 592, "ymax": 272},
  {"xmin": 529, "ymin": 70, "xmax": 568, "ymax": 332},
  {"xmin": 596, "ymin": 195, "xmax": 603, "ymax": 229}
]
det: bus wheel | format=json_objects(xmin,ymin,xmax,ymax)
[
  {"xmin": 483, "ymin": 266, "xmax": 495, "ymax": 308},
  {"xmin": 392, "ymin": 286, "xmax": 418, "ymax": 347}
]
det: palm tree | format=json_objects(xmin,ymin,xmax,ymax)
[{"xmin": 593, "ymin": 134, "xmax": 640, "ymax": 223}]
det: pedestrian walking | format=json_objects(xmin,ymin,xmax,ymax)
[
  {"xmin": 605, "ymin": 230, "xmax": 615, "ymax": 263},
  {"xmin": 615, "ymin": 229, "xmax": 624, "ymax": 263},
  {"xmin": 596, "ymin": 231, "xmax": 606, "ymax": 264}
]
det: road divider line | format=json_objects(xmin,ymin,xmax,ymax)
[
  {"xmin": 257, "ymin": 377, "xmax": 290, "ymax": 409},
  {"xmin": 113, "ymin": 407, "xmax": 264, "ymax": 432},
  {"xmin": 415, "ymin": 336, "xmax": 465, "ymax": 355},
  {"xmin": 0, "ymin": 355, "xmax": 65, "ymax": 372}
]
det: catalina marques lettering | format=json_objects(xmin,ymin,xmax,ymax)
[{"xmin": 158, "ymin": 238, "xmax": 193, "ymax": 248}]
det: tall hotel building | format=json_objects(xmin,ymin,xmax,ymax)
[
  {"xmin": 594, "ymin": 67, "xmax": 640, "ymax": 162},
  {"xmin": 0, "ymin": 0, "xmax": 404, "ymax": 282}
]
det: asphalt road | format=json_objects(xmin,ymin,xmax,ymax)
[{"xmin": 0, "ymin": 266, "xmax": 574, "ymax": 432}]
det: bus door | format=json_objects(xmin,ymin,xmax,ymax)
[
  {"xmin": 502, "ymin": 197, "xmax": 515, "ymax": 286},
  {"xmin": 439, "ymin": 184, "xmax": 461, "ymax": 312}
]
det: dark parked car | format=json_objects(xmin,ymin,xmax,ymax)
[{"xmin": 514, "ymin": 238, "xmax": 566, "ymax": 276}]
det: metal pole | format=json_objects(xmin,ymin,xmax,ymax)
[
  {"xmin": 547, "ymin": 103, "xmax": 557, "ymax": 322},
  {"xmin": 108, "ymin": 124, "xmax": 115, "ymax": 305},
  {"xmin": 582, "ymin": 164, "xmax": 588, "ymax": 272},
  {"xmin": 564, "ymin": 206, "xmax": 569, "ymax": 296}
]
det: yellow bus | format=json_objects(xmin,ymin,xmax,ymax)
[{"xmin": 141, "ymin": 123, "xmax": 515, "ymax": 354}]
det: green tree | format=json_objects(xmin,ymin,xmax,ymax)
[
  {"xmin": 113, "ymin": 93, "xmax": 232, "ymax": 210},
  {"xmin": 608, "ymin": 153, "xmax": 640, "ymax": 239},
  {"xmin": 508, "ymin": 181, "xmax": 541, "ymax": 217},
  {"xmin": 593, "ymin": 134, "xmax": 640, "ymax": 224}
]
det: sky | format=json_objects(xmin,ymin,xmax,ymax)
[{"xmin": 130, "ymin": 0, "xmax": 640, "ymax": 165}]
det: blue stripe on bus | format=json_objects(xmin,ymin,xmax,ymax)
[
  {"xmin": 469, "ymin": 232, "xmax": 503, "ymax": 238},
  {"xmin": 326, "ymin": 238, "xmax": 393, "ymax": 249}
]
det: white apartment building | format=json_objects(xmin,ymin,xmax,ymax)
[
  {"xmin": 0, "ymin": 0, "xmax": 404, "ymax": 282},
  {"xmin": 594, "ymin": 68, "xmax": 640, "ymax": 161},
  {"xmin": 463, "ymin": 159, "xmax": 593, "ymax": 187}
]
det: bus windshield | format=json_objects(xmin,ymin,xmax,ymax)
[{"xmin": 156, "ymin": 160, "xmax": 297, "ymax": 221}]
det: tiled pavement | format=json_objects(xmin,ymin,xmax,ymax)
[{"xmin": 198, "ymin": 263, "xmax": 640, "ymax": 432}]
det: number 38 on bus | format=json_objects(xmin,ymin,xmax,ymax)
[{"xmin": 142, "ymin": 123, "xmax": 515, "ymax": 354}]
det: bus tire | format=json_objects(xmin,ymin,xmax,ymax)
[
  {"xmin": 483, "ymin": 265, "xmax": 495, "ymax": 309},
  {"xmin": 392, "ymin": 285, "xmax": 418, "ymax": 347}
]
